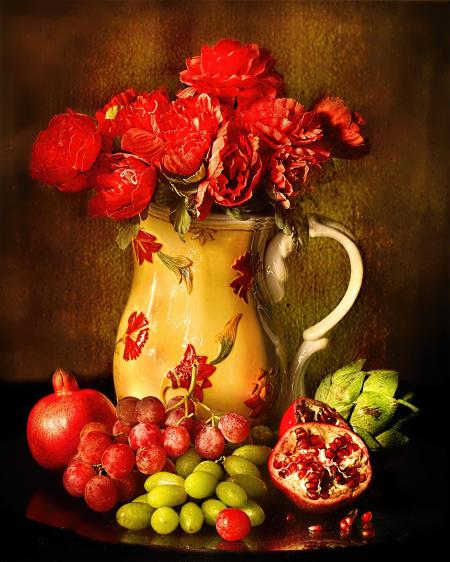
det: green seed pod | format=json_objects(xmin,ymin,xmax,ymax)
[
  {"xmin": 363, "ymin": 370, "xmax": 399, "ymax": 397},
  {"xmin": 232, "ymin": 445, "xmax": 271, "ymax": 466},
  {"xmin": 116, "ymin": 502, "xmax": 154, "ymax": 530},
  {"xmin": 227, "ymin": 474, "xmax": 268, "ymax": 499},
  {"xmin": 193, "ymin": 460, "xmax": 224, "ymax": 480},
  {"xmin": 147, "ymin": 485, "xmax": 187, "ymax": 508},
  {"xmin": 350, "ymin": 391, "xmax": 398, "ymax": 435},
  {"xmin": 223, "ymin": 455, "xmax": 261, "ymax": 478},
  {"xmin": 144, "ymin": 472, "xmax": 185, "ymax": 492},
  {"xmin": 240, "ymin": 500, "xmax": 265, "ymax": 526}
]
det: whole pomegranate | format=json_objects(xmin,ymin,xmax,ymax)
[
  {"xmin": 278, "ymin": 397, "xmax": 350, "ymax": 438},
  {"xmin": 268, "ymin": 422, "xmax": 372, "ymax": 513},
  {"xmin": 27, "ymin": 368, "xmax": 116, "ymax": 470}
]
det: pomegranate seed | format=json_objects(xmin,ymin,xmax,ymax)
[
  {"xmin": 362, "ymin": 527, "xmax": 376, "ymax": 538},
  {"xmin": 285, "ymin": 513, "xmax": 296, "ymax": 523},
  {"xmin": 347, "ymin": 478, "xmax": 358, "ymax": 489},
  {"xmin": 340, "ymin": 519, "xmax": 350, "ymax": 531},
  {"xmin": 362, "ymin": 521, "xmax": 374, "ymax": 530},
  {"xmin": 307, "ymin": 492, "xmax": 320, "ymax": 500},
  {"xmin": 361, "ymin": 511, "xmax": 373, "ymax": 523},
  {"xmin": 308, "ymin": 524, "xmax": 323, "ymax": 533}
]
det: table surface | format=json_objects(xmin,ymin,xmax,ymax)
[{"xmin": 1, "ymin": 379, "xmax": 447, "ymax": 562}]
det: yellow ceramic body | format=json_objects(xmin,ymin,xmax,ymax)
[{"xmin": 113, "ymin": 205, "xmax": 284, "ymax": 421}]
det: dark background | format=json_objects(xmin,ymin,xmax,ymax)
[{"xmin": 0, "ymin": 1, "xmax": 448, "ymax": 560}]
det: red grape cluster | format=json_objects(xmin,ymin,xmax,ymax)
[{"xmin": 62, "ymin": 394, "xmax": 251, "ymax": 513}]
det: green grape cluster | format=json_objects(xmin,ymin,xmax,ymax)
[{"xmin": 115, "ymin": 444, "xmax": 271, "ymax": 535}]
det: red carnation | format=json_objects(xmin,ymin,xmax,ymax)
[
  {"xmin": 196, "ymin": 121, "xmax": 263, "ymax": 217},
  {"xmin": 313, "ymin": 96, "xmax": 367, "ymax": 158},
  {"xmin": 88, "ymin": 153, "xmax": 157, "ymax": 221},
  {"xmin": 179, "ymin": 39, "xmax": 284, "ymax": 108},
  {"xmin": 122, "ymin": 93, "xmax": 222, "ymax": 177},
  {"xmin": 242, "ymin": 98, "xmax": 323, "ymax": 149},
  {"xmin": 30, "ymin": 110, "xmax": 101, "ymax": 192},
  {"xmin": 96, "ymin": 88, "xmax": 170, "ymax": 139}
]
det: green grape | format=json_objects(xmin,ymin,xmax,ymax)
[
  {"xmin": 232, "ymin": 445, "xmax": 272, "ymax": 466},
  {"xmin": 215, "ymin": 481, "xmax": 247, "ymax": 507},
  {"xmin": 175, "ymin": 448, "xmax": 202, "ymax": 479},
  {"xmin": 147, "ymin": 484, "xmax": 187, "ymax": 508},
  {"xmin": 227, "ymin": 474, "xmax": 268, "ymax": 499},
  {"xmin": 179, "ymin": 502, "xmax": 204, "ymax": 534},
  {"xmin": 201, "ymin": 498, "xmax": 227, "ymax": 526},
  {"xmin": 132, "ymin": 493, "xmax": 150, "ymax": 503},
  {"xmin": 144, "ymin": 471, "xmax": 185, "ymax": 492},
  {"xmin": 193, "ymin": 460, "xmax": 224, "ymax": 480},
  {"xmin": 223, "ymin": 455, "xmax": 261, "ymax": 478},
  {"xmin": 151, "ymin": 507, "xmax": 179, "ymax": 535},
  {"xmin": 240, "ymin": 499, "xmax": 265, "ymax": 526},
  {"xmin": 116, "ymin": 502, "xmax": 154, "ymax": 530},
  {"xmin": 184, "ymin": 471, "xmax": 218, "ymax": 500}
]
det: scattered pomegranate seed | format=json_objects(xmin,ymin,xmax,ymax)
[
  {"xmin": 285, "ymin": 512, "xmax": 296, "ymax": 523},
  {"xmin": 362, "ymin": 527, "xmax": 376, "ymax": 538},
  {"xmin": 308, "ymin": 524, "xmax": 323, "ymax": 533},
  {"xmin": 362, "ymin": 521, "xmax": 374, "ymax": 530},
  {"xmin": 361, "ymin": 511, "xmax": 373, "ymax": 523},
  {"xmin": 340, "ymin": 519, "xmax": 350, "ymax": 531}
]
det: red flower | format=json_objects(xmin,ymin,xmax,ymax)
[
  {"xmin": 196, "ymin": 121, "xmax": 263, "ymax": 216},
  {"xmin": 121, "ymin": 311, "xmax": 149, "ymax": 361},
  {"xmin": 230, "ymin": 251, "xmax": 254, "ymax": 304},
  {"xmin": 312, "ymin": 96, "xmax": 367, "ymax": 158},
  {"xmin": 179, "ymin": 39, "xmax": 284, "ymax": 108},
  {"xmin": 132, "ymin": 230, "xmax": 162, "ymax": 265},
  {"xmin": 167, "ymin": 344, "xmax": 216, "ymax": 402},
  {"xmin": 30, "ymin": 110, "xmax": 101, "ymax": 192},
  {"xmin": 96, "ymin": 88, "xmax": 170, "ymax": 139},
  {"xmin": 88, "ymin": 153, "xmax": 157, "ymax": 221},
  {"xmin": 242, "ymin": 98, "xmax": 323, "ymax": 149},
  {"xmin": 267, "ymin": 143, "xmax": 330, "ymax": 209},
  {"xmin": 123, "ymin": 94, "xmax": 222, "ymax": 177},
  {"xmin": 244, "ymin": 369, "xmax": 275, "ymax": 418}
]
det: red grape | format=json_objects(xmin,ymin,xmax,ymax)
[
  {"xmin": 166, "ymin": 395, "xmax": 195, "ymax": 414},
  {"xmin": 62, "ymin": 462, "xmax": 96, "ymax": 497},
  {"xmin": 67, "ymin": 450, "xmax": 83, "ymax": 466},
  {"xmin": 80, "ymin": 421, "xmax": 110, "ymax": 439},
  {"xmin": 128, "ymin": 422, "xmax": 162, "ymax": 451},
  {"xmin": 163, "ymin": 458, "xmax": 176, "ymax": 473},
  {"xmin": 79, "ymin": 431, "xmax": 113, "ymax": 464},
  {"xmin": 218, "ymin": 413, "xmax": 250, "ymax": 443},
  {"xmin": 84, "ymin": 475, "xmax": 118, "ymax": 512},
  {"xmin": 116, "ymin": 396, "xmax": 139, "ymax": 425},
  {"xmin": 194, "ymin": 426, "xmax": 225, "ymax": 460},
  {"xmin": 189, "ymin": 418, "xmax": 205, "ymax": 441},
  {"xmin": 101, "ymin": 443, "xmax": 135, "ymax": 478},
  {"xmin": 135, "ymin": 444, "xmax": 167, "ymax": 475},
  {"xmin": 111, "ymin": 471, "xmax": 139, "ymax": 502},
  {"xmin": 162, "ymin": 426, "xmax": 191, "ymax": 458},
  {"xmin": 112, "ymin": 419, "xmax": 132, "ymax": 444},
  {"xmin": 136, "ymin": 396, "xmax": 165, "ymax": 424},
  {"xmin": 216, "ymin": 508, "xmax": 251, "ymax": 541},
  {"xmin": 162, "ymin": 407, "xmax": 194, "ymax": 432}
]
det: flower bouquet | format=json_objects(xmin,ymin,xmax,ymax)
[{"xmin": 30, "ymin": 38, "xmax": 367, "ymax": 243}]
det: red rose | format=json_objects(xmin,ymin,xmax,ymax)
[
  {"xmin": 242, "ymin": 98, "xmax": 323, "ymax": 149},
  {"xmin": 312, "ymin": 96, "xmax": 367, "ymax": 158},
  {"xmin": 196, "ymin": 121, "xmax": 263, "ymax": 216},
  {"xmin": 30, "ymin": 110, "xmax": 101, "ymax": 192},
  {"xmin": 179, "ymin": 39, "xmax": 284, "ymax": 108},
  {"xmin": 267, "ymin": 143, "xmax": 329, "ymax": 209},
  {"xmin": 122, "ymin": 93, "xmax": 222, "ymax": 177},
  {"xmin": 96, "ymin": 88, "xmax": 170, "ymax": 139},
  {"xmin": 88, "ymin": 153, "xmax": 157, "ymax": 220}
]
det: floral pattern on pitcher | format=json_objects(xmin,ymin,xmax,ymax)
[
  {"xmin": 230, "ymin": 251, "xmax": 261, "ymax": 303},
  {"xmin": 117, "ymin": 311, "xmax": 149, "ymax": 361},
  {"xmin": 244, "ymin": 367, "xmax": 277, "ymax": 418}
]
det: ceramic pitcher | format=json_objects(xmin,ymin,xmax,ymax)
[{"xmin": 113, "ymin": 204, "xmax": 363, "ymax": 422}]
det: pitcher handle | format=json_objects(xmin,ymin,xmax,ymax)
[{"xmin": 264, "ymin": 214, "xmax": 363, "ymax": 401}]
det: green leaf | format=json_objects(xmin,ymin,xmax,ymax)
[
  {"xmin": 396, "ymin": 399, "xmax": 420, "ymax": 414},
  {"xmin": 351, "ymin": 425, "xmax": 381, "ymax": 451},
  {"xmin": 274, "ymin": 207, "xmax": 286, "ymax": 231},
  {"xmin": 331, "ymin": 359, "xmax": 366, "ymax": 381},
  {"xmin": 363, "ymin": 370, "xmax": 399, "ymax": 397},
  {"xmin": 170, "ymin": 200, "xmax": 192, "ymax": 240},
  {"xmin": 115, "ymin": 221, "xmax": 140, "ymax": 250},
  {"xmin": 375, "ymin": 429, "xmax": 410, "ymax": 449},
  {"xmin": 314, "ymin": 374, "xmax": 332, "ymax": 403},
  {"xmin": 326, "ymin": 370, "xmax": 366, "ymax": 416},
  {"xmin": 180, "ymin": 164, "xmax": 206, "ymax": 185},
  {"xmin": 105, "ymin": 105, "xmax": 120, "ymax": 120},
  {"xmin": 350, "ymin": 391, "xmax": 398, "ymax": 435}
]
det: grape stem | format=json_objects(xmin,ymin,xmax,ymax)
[{"xmin": 164, "ymin": 362, "xmax": 201, "ymax": 425}]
